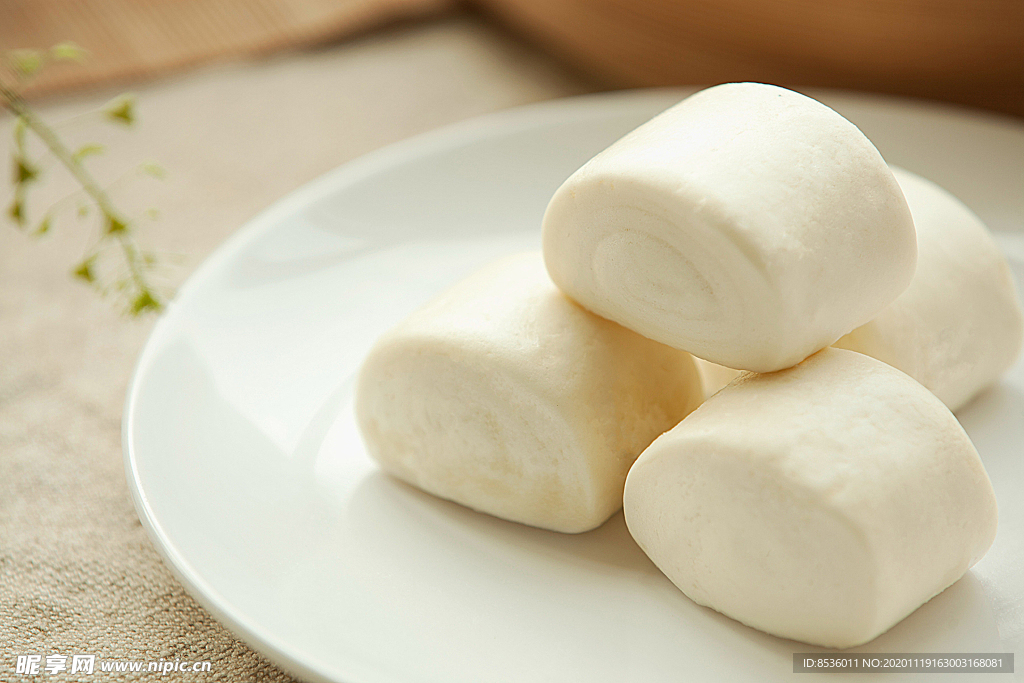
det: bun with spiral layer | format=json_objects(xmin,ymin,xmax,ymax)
[{"xmin": 543, "ymin": 83, "xmax": 917, "ymax": 372}]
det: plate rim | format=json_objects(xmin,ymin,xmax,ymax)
[{"xmin": 121, "ymin": 87, "xmax": 703, "ymax": 683}]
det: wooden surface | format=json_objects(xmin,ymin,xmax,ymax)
[
  {"xmin": 477, "ymin": 0, "xmax": 1024, "ymax": 116},
  {"xmin": 2, "ymin": 0, "xmax": 1022, "ymax": 115},
  {"xmin": 0, "ymin": 0, "xmax": 454, "ymax": 97}
]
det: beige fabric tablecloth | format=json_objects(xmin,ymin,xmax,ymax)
[{"xmin": 0, "ymin": 15, "xmax": 590, "ymax": 680}]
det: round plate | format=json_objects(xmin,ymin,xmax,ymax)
[{"xmin": 124, "ymin": 89, "xmax": 1024, "ymax": 682}]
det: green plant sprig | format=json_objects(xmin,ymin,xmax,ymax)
[{"xmin": 2, "ymin": 44, "xmax": 167, "ymax": 316}]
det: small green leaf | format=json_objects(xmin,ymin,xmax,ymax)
[
  {"xmin": 73, "ymin": 144, "xmax": 105, "ymax": 162},
  {"xmin": 103, "ymin": 95, "xmax": 136, "ymax": 126},
  {"xmin": 8, "ymin": 198, "xmax": 25, "ymax": 226},
  {"xmin": 15, "ymin": 157, "xmax": 38, "ymax": 184},
  {"xmin": 130, "ymin": 289, "xmax": 162, "ymax": 315},
  {"xmin": 73, "ymin": 256, "xmax": 97, "ymax": 283},
  {"xmin": 140, "ymin": 162, "xmax": 165, "ymax": 179},
  {"xmin": 105, "ymin": 214, "xmax": 129, "ymax": 234},
  {"xmin": 8, "ymin": 49, "xmax": 43, "ymax": 77},
  {"xmin": 50, "ymin": 42, "xmax": 87, "ymax": 62},
  {"xmin": 34, "ymin": 214, "xmax": 52, "ymax": 236}
]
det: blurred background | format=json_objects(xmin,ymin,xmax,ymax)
[{"xmin": 4, "ymin": 0, "xmax": 1023, "ymax": 115}]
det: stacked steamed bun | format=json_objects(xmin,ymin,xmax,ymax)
[
  {"xmin": 356, "ymin": 83, "xmax": 1021, "ymax": 648},
  {"xmin": 356, "ymin": 252, "xmax": 703, "ymax": 534},
  {"xmin": 834, "ymin": 167, "xmax": 1024, "ymax": 411},
  {"xmin": 542, "ymin": 82, "xmax": 917, "ymax": 372},
  {"xmin": 624, "ymin": 347, "xmax": 998, "ymax": 648}
]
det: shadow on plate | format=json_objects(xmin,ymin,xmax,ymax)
[{"xmin": 341, "ymin": 469, "xmax": 1004, "ymax": 664}]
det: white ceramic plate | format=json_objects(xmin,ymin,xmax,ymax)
[{"xmin": 124, "ymin": 89, "xmax": 1024, "ymax": 682}]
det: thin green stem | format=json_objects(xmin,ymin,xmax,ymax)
[{"xmin": 0, "ymin": 79, "xmax": 161, "ymax": 309}]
